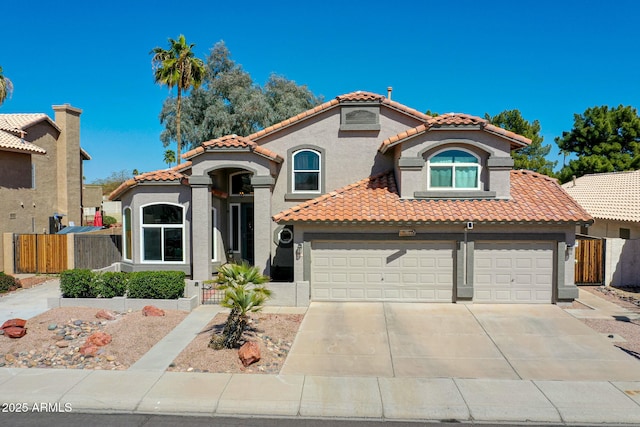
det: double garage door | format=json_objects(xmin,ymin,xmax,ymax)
[{"xmin": 311, "ymin": 240, "xmax": 554, "ymax": 303}]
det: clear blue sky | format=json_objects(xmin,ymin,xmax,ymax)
[{"xmin": 3, "ymin": 0, "xmax": 640, "ymax": 183}]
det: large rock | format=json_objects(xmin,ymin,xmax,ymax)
[
  {"xmin": 3, "ymin": 326, "xmax": 26, "ymax": 338},
  {"xmin": 86, "ymin": 332, "xmax": 112, "ymax": 347},
  {"xmin": 238, "ymin": 341, "xmax": 261, "ymax": 367},
  {"xmin": 79, "ymin": 344, "xmax": 98, "ymax": 357},
  {"xmin": 95, "ymin": 309, "xmax": 116, "ymax": 321},
  {"xmin": 142, "ymin": 305, "xmax": 165, "ymax": 317},
  {"xmin": 1, "ymin": 319, "xmax": 27, "ymax": 338}
]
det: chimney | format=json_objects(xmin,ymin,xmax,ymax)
[
  {"xmin": 572, "ymin": 175, "xmax": 576, "ymax": 187},
  {"xmin": 387, "ymin": 86, "xmax": 393, "ymax": 100}
]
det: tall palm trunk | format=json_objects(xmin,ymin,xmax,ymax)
[{"xmin": 176, "ymin": 87, "xmax": 182, "ymax": 165}]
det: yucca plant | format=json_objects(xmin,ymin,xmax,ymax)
[{"xmin": 209, "ymin": 262, "xmax": 272, "ymax": 349}]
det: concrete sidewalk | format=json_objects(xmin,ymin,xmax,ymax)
[
  {"xmin": 1, "ymin": 368, "xmax": 640, "ymax": 424},
  {"xmin": 0, "ymin": 279, "xmax": 60, "ymax": 324}
]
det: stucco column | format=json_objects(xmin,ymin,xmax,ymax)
[
  {"xmin": 251, "ymin": 175, "xmax": 274, "ymax": 276},
  {"xmin": 190, "ymin": 175, "xmax": 212, "ymax": 281}
]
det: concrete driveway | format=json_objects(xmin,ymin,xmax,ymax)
[{"xmin": 281, "ymin": 302, "xmax": 640, "ymax": 381}]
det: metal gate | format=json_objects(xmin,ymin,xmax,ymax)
[
  {"xmin": 202, "ymin": 282, "xmax": 223, "ymax": 305},
  {"xmin": 14, "ymin": 234, "xmax": 68, "ymax": 274},
  {"xmin": 575, "ymin": 237, "xmax": 604, "ymax": 285}
]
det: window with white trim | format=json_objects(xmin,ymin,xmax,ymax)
[
  {"xmin": 292, "ymin": 149, "xmax": 320, "ymax": 192},
  {"xmin": 141, "ymin": 203, "xmax": 184, "ymax": 262},
  {"xmin": 428, "ymin": 149, "xmax": 480, "ymax": 189},
  {"xmin": 211, "ymin": 207, "xmax": 218, "ymax": 261}
]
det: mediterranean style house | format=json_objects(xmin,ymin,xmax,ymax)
[
  {"xmin": 110, "ymin": 91, "xmax": 592, "ymax": 304},
  {"xmin": 0, "ymin": 105, "xmax": 90, "ymax": 269}
]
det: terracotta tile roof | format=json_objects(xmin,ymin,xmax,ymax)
[
  {"xmin": 379, "ymin": 113, "xmax": 532, "ymax": 153},
  {"xmin": 182, "ymin": 134, "xmax": 283, "ymax": 162},
  {"xmin": 273, "ymin": 170, "xmax": 592, "ymax": 224},
  {"xmin": 562, "ymin": 170, "xmax": 640, "ymax": 222},
  {"xmin": 109, "ymin": 162, "xmax": 192, "ymax": 200},
  {"xmin": 248, "ymin": 91, "xmax": 431, "ymax": 141},
  {"xmin": 0, "ymin": 114, "xmax": 53, "ymax": 155}
]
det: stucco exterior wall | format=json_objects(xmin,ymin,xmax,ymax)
[
  {"xmin": 119, "ymin": 185, "xmax": 192, "ymax": 274},
  {"xmin": 605, "ymin": 238, "xmax": 640, "ymax": 287},
  {"xmin": 583, "ymin": 219, "xmax": 640, "ymax": 240}
]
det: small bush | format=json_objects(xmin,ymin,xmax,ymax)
[
  {"xmin": 94, "ymin": 271, "xmax": 128, "ymax": 298},
  {"xmin": 103, "ymin": 216, "xmax": 117, "ymax": 227},
  {"xmin": 127, "ymin": 271, "xmax": 185, "ymax": 299},
  {"xmin": 60, "ymin": 269, "xmax": 97, "ymax": 298},
  {"xmin": 0, "ymin": 273, "xmax": 20, "ymax": 293}
]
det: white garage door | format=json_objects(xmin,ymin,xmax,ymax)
[
  {"xmin": 311, "ymin": 241, "xmax": 454, "ymax": 301},
  {"xmin": 474, "ymin": 241, "xmax": 554, "ymax": 303}
]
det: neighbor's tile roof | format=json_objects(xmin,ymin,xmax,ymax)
[
  {"xmin": 0, "ymin": 114, "xmax": 53, "ymax": 154},
  {"xmin": 247, "ymin": 91, "xmax": 431, "ymax": 141},
  {"xmin": 379, "ymin": 113, "xmax": 532, "ymax": 152},
  {"xmin": 182, "ymin": 134, "xmax": 283, "ymax": 162},
  {"xmin": 273, "ymin": 170, "xmax": 591, "ymax": 224},
  {"xmin": 562, "ymin": 170, "xmax": 640, "ymax": 222},
  {"xmin": 109, "ymin": 162, "xmax": 192, "ymax": 200}
]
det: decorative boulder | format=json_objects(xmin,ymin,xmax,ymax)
[
  {"xmin": 79, "ymin": 344, "xmax": 98, "ymax": 357},
  {"xmin": 142, "ymin": 305, "xmax": 165, "ymax": 317},
  {"xmin": 86, "ymin": 331, "xmax": 112, "ymax": 347},
  {"xmin": 95, "ymin": 309, "xmax": 116, "ymax": 321},
  {"xmin": 1, "ymin": 319, "xmax": 27, "ymax": 338},
  {"xmin": 238, "ymin": 341, "xmax": 261, "ymax": 367}
]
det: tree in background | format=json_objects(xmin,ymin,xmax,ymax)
[
  {"xmin": 92, "ymin": 169, "xmax": 133, "ymax": 195},
  {"xmin": 485, "ymin": 110, "xmax": 556, "ymax": 177},
  {"xmin": 555, "ymin": 105, "xmax": 640, "ymax": 182},
  {"xmin": 163, "ymin": 149, "xmax": 176, "ymax": 167},
  {"xmin": 151, "ymin": 35, "xmax": 206, "ymax": 165},
  {"xmin": 0, "ymin": 66, "xmax": 13, "ymax": 106},
  {"xmin": 158, "ymin": 41, "xmax": 323, "ymax": 151}
]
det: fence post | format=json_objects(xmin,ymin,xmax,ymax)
[
  {"xmin": 66, "ymin": 233, "xmax": 75, "ymax": 270},
  {"xmin": 3, "ymin": 233, "xmax": 14, "ymax": 275}
]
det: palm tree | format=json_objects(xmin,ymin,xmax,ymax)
[
  {"xmin": 208, "ymin": 262, "xmax": 272, "ymax": 349},
  {"xmin": 151, "ymin": 35, "xmax": 205, "ymax": 165},
  {"xmin": 163, "ymin": 149, "xmax": 176, "ymax": 167},
  {"xmin": 0, "ymin": 66, "xmax": 14, "ymax": 106}
]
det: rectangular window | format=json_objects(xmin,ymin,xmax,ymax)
[
  {"xmin": 230, "ymin": 204, "xmax": 240, "ymax": 251},
  {"xmin": 211, "ymin": 208, "xmax": 217, "ymax": 261},
  {"xmin": 430, "ymin": 167, "xmax": 453, "ymax": 187},
  {"xmin": 455, "ymin": 166, "xmax": 478, "ymax": 188},
  {"xmin": 143, "ymin": 228, "xmax": 162, "ymax": 261},
  {"xmin": 123, "ymin": 208, "xmax": 132, "ymax": 260},
  {"xmin": 31, "ymin": 164, "xmax": 36, "ymax": 189},
  {"xmin": 163, "ymin": 228, "xmax": 183, "ymax": 261}
]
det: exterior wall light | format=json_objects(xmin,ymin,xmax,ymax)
[{"xmin": 295, "ymin": 243, "xmax": 303, "ymax": 260}]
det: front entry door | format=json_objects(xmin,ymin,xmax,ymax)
[{"xmin": 241, "ymin": 204, "xmax": 254, "ymax": 265}]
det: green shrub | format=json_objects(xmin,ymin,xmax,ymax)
[
  {"xmin": 94, "ymin": 271, "xmax": 128, "ymax": 298},
  {"xmin": 0, "ymin": 273, "xmax": 20, "ymax": 293},
  {"xmin": 60, "ymin": 269, "xmax": 97, "ymax": 298},
  {"xmin": 103, "ymin": 216, "xmax": 117, "ymax": 227},
  {"xmin": 127, "ymin": 271, "xmax": 185, "ymax": 299}
]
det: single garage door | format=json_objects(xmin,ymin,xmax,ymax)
[
  {"xmin": 311, "ymin": 241, "xmax": 454, "ymax": 301},
  {"xmin": 474, "ymin": 241, "xmax": 554, "ymax": 303}
]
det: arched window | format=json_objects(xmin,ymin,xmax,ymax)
[
  {"xmin": 229, "ymin": 171, "xmax": 253, "ymax": 196},
  {"xmin": 141, "ymin": 203, "xmax": 184, "ymax": 263},
  {"xmin": 292, "ymin": 149, "xmax": 320, "ymax": 192},
  {"xmin": 428, "ymin": 149, "xmax": 480, "ymax": 189},
  {"xmin": 123, "ymin": 207, "xmax": 132, "ymax": 261}
]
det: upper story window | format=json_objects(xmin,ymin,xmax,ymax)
[
  {"xmin": 229, "ymin": 172, "xmax": 253, "ymax": 196},
  {"xmin": 428, "ymin": 149, "xmax": 480, "ymax": 189},
  {"xmin": 292, "ymin": 149, "xmax": 320, "ymax": 192},
  {"xmin": 141, "ymin": 203, "xmax": 184, "ymax": 263}
]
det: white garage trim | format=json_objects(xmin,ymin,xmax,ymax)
[
  {"xmin": 474, "ymin": 241, "xmax": 554, "ymax": 303},
  {"xmin": 311, "ymin": 240, "xmax": 455, "ymax": 302}
]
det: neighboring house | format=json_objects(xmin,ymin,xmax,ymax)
[
  {"xmin": 562, "ymin": 170, "xmax": 640, "ymax": 239},
  {"xmin": 82, "ymin": 184, "xmax": 103, "ymax": 225},
  {"xmin": 110, "ymin": 91, "xmax": 591, "ymax": 304},
  {"xmin": 0, "ymin": 105, "xmax": 91, "ymax": 270}
]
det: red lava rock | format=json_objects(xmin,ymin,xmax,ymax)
[
  {"xmin": 3, "ymin": 326, "xmax": 27, "ymax": 338},
  {"xmin": 95, "ymin": 309, "xmax": 116, "ymax": 321},
  {"xmin": 86, "ymin": 332, "xmax": 112, "ymax": 347},
  {"xmin": 142, "ymin": 305, "xmax": 165, "ymax": 317},
  {"xmin": 238, "ymin": 341, "xmax": 261, "ymax": 367},
  {"xmin": 2, "ymin": 318, "xmax": 26, "ymax": 329},
  {"xmin": 79, "ymin": 344, "xmax": 98, "ymax": 357}
]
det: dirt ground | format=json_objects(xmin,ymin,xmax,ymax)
[
  {"xmin": 168, "ymin": 312, "xmax": 304, "ymax": 374},
  {"xmin": 0, "ymin": 307, "xmax": 187, "ymax": 370}
]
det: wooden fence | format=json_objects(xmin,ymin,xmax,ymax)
[
  {"xmin": 14, "ymin": 234, "xmax": 67, "ymax": 274},
  {"xmin": 14, "ymin": 233, "xmax": 122, "ymax": 274},
  {"xmin": 575, "ymin": 238, "xmax": 604, "ymax": 285},
  {"xmin": 74, "ymin": 234, "xmax": 122, "ymax": 270}
]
